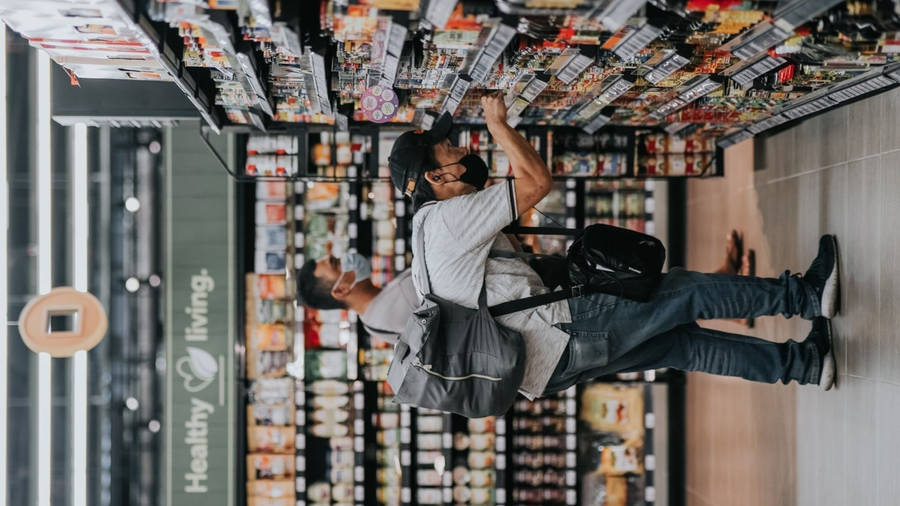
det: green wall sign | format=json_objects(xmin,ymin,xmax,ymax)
[{"xmin": 165, "ymin": 126, "xmax": 235, "ymax": 506}]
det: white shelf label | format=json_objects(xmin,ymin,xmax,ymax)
[
  {"xmin": 443, "ymin": 471, "xmax": 452, "ymax": 487},
  {"xmin": 294, "ymin": 231, "xmax": 304, "ymax": 248},
  {"xmin": 395, "ymin": 238, "xmax": 405, "ymax": 254},
  {"xmin": 294, "ymin": 206, "xmax": 304, "ymax": 221},
  {"xmin": 394, "ymin": 255, "xmax": 406, "ymax": 272},
  {"xmin": 646, "ymin": 221, "xmax": 656, "ymax": 235},
  {"xmin": 354, "ymin": 393, "xmax": 365, "ymax": 410},
  {"xmin": 566, "ymin": 417, "xmax": 576, "ymax": 434},
  {"xmin": 443, "ymin": 432, "xmax": 452, "ymax": 449},
  {"xmin": 395, "ymin": 200, "xmax": 406, "ymax": 217},
  {"xmin": 349, "ymin": 222, "xmax": 358, "ymax": 239},
  {"xmin": 296, "ymin": 500, "xmax": 304, "ymax": 506},
  {"xmin": 401, "ymin": 427, "xmax": 411, "ymax": 444},
  {"xmin": 296, "ymin": 434, "xmax": 306, "ymax": 450},
  {"xmin": 401, "ymin": 450, "xmax": 411, "ymax": 467},
  {"xmin": 401, "ymin": 411, "xmax": 411, "ymax": 426},
  {"xmin": 355, "ymin": 485, "xmax": 364, "ymax": 502},
  {"xmin": 645, "ymin": 454, "xmax": 656, "ymax": 471},
  {"xmin": 567, "ymin": 489, "xmax": 577, "ymax": 505},
  {"xmin": 566, "ymin": 386, "xmax": 577, "ymax": 398},
  {"xmin": 566, "ymin": 435, "xmax": 576, "ymax": 450},
  {"xmin": 294, "ymin": 254, "xmax": 303, "ymax": 270},
  {"xmin": 497, "ymin": 453, "xmax": 506, "ymax": 470},
  {"xmin": 566, "ymin": 399, "xmax": 577, "ymax": 415},
  {"xmin": 566, "ymin": 178, "xmax": 577, "ymax": 189},
  {"xmin": 349, "ymin": 165, "xmax": 358, "ymax": 178},
  {"xmin": 645, "ymin": 486, "xmax": 656, "ymax": 502},
  {"xmin": 296, "ymin": 409, "xmax": 305, "ymax": 426},
  {"xmin": 645, "ymin": 413, "xmax": 655, "ymax": 429},
  {"xmin": 443, "ymin": 488, "xmax": 452, "ymax": 504},
  {"xmin": 566, "ymin": 470, "xmax": 577, "ymax": 486},
  {"xmin": 296, "ymin": 390, "xmax": 305, "ymax": 406},
  {"xmin": 566, "ymin": 191, "xmax": 577, "ymax": 207},
  {"xmin": 496, "ymin": 435, "xmax": 506, "ymax": 452},
  {"xmin": 355, "ymin": 436, "xmax": 364, "ymax": 453},
  {"xmin": 402, "ymin": 487, "xmax": 411, "ymax": 504},
  {"xmin": 496, "ymin": 418, "xmax": 506, "ymax": 434},
  {"xmin": 296, "ymin": 455, "xmax": 305, "ymax": 472},
  {"xmin": 296, "ymin": 477, "xmax": 305, "ymax": 493},
  {"xmin": 566, "ymin": 452, "xmax": 576, "ymax": 468},
  {"xmin": 349, "ymin": 194, "xmax": 358, "ymax": 211},
  {"xmin": 497, "ymin": 488, "xmax": 506, "ymax": 504},
  {"xmin": 645, "ymin": 197, "xmax": 655, "ymax": 214},
  {"xmin": 355, "ymin": 419, "xmax": 364, "ymax": 435},
  {"xmin": 355, "ymin": 466, "xmax": 364, "ymax": 482}
]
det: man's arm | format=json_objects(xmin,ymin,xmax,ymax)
[{"xmin": 481, "ymin": 93, "xmax": 553, "ymax": 215}]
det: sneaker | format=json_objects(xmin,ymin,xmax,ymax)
[
  {"xmin": 803, "ymin": 235, "xmax": 840, "ymax": 319},
  {"xmin": 807, "ymin": 317, "xmax": 836, "ymax": 391}
]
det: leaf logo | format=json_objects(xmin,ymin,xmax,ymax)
[{"xmin": 176, "ymin": 347, "xmax": 219, "ymax": 393}]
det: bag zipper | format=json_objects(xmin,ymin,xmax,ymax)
[{"xmin": 415, "ymin": 362, "xmax": 502, "ymax": 382}]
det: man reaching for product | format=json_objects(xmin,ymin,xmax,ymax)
[
  {"xmin": 387, "ymin": 94, "xmax": 840, "ymax": 403},
  {"xmin": 297, "ymin": 252, "xmax": 419, "ymax": 343}
]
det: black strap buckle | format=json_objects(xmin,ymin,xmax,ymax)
[{"xmin": 571, "ymin": 284, "xmax": 584, "ymax": 298}]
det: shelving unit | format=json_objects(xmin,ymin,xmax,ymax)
[{"xmin": 236, "ymin": 128, "xmax": 683, "ymax": 506}]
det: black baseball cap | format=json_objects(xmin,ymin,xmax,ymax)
[{"xmin": 388, "ymin": 112, "xmax": 453, "ymax": 196}]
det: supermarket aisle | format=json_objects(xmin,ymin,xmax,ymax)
[{"xmin": 684, "ymin": 86, "xmax": 900, "ymax": 506}]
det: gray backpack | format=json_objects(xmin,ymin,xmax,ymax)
[{"xmin": 386, "ymin": 204, "xmax": 584, "ymax": 418}]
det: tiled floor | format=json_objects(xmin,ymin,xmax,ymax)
[{"xmin": 684, "ymin": 86, "xmax": 900, "ymax": 506}]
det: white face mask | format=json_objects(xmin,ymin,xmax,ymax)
[{"xmin": 340, "ymin": 252, "xmax": 372, "ymax": 286}]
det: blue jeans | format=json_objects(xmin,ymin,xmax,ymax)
[{"xmin": 543, "ymin": 268, "xmax": 823, "ymax": 394}]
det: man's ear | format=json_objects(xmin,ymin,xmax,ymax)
[
  {"xmin": 330, "ymin": 272, "xmax": 355, "ymax": 300},
  {"xmin": 424, "ymin": 170, "xmax": 442, "ymax": 185}
]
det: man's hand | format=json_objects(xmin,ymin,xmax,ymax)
[{"xmin": 481, "ymin": 92, "xmax": 507, "ymax": 128}]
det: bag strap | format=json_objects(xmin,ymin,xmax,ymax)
[
  {"xmin": 488, "ymin": 249, "xmax": 559, "ymax": 260},
  {"xmin": 502, "ymin": 225, "xmax": 582, "ymax": 237},
  {"xmin": 489, "ymin": 284, "xmax": 590, "ymax": 317}
]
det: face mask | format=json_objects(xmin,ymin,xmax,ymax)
[
  {"xmin": 457, "ymin": 154, "xmax": 489, "ymax": 190},
  {"xmin": 340, "ymin": 252, "xmax": 371, "ymax": 285}
]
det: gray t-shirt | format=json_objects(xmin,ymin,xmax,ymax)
[
  {"xmin": 360, "ymin": 269, "xmax": 419, "ymax": 344},
  {"xmin": 410, "ymin": 180, "xmax": 572, "ymax": 399}
]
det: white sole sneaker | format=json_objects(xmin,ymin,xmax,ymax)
[
  {"xmin": 820, "ymin": 235, "xmax": 840, "ymax": 319},
  {"xmin": 820, "ymin": 321, "xmax": 836, "ymax": 391}
]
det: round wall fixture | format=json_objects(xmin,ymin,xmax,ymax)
[
  {"xmin": 360, "ymin": 85, "xmax": 399, "ymax": 123},
  {"xmin": 17, "ymin": 287, "xmax": 108, "ymax": 357}
]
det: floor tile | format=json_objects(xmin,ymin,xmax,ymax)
[
  {"xmin": 843, "ymin": 376, "xmax": 878, "ymax": 506},
  {"xmin": 878, "ymin": 151, "xmax": 900, "ymax": 385},
  {"xmin": 843, "ymin": 157, "xmax": 881, "ymax": 378},
  {"xmin": 847, "ymin": 93, "xmax": 884, "ymax": 161}
]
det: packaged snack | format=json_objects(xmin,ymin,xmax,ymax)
[
  {"xmin": 332, "ymin": 483, "xmax": 354, "ymax": 502},
  {"xmin": 416, "ymin": 415, "xmax": 443, "ymax": 433},
  {"xmin": 247, "ymin": 479, "xmax": 294, "ymax": 498},
  {"xmin": 469, "ymin": 433, "xmax": 495, "ymax": 450},
  {"xmin": 311, "ymin": 395, "xmax": 349, "ymax": 409},
  {"xmin": 250, "ymin": 323, "xmax": 288, "ymax": 351},
  {"xmin": 248, "ymin": 378, "xmax": 293, "ymax": 404},
  {"xmin": 470, "ymin": 469, "xmax": 495, "ymax": 487},
  {"xmin": 330, "ymin": 450, "xmax": 355, "ymax": 469},
  {"xmin": 453, "ymin": 486, "xmax": 471, "ymax": 503},
  {"xmin": 416, "ymin": 433, "xmax": 443, "ymax": 450},
  {"xmin": 470, "ymin": 487, "xmax": 493, "ymax": 504},
  {"xmin": 255, "ymin": 250, "xmax": 287, "ymax": 274},
  {"xmin": 310, "ymin": 379, "xmax": 350, "ymax": 396},
  {"xmin": 418, "ymin": 469, "xmax": 443, "ymax": 487},
  {"xmin": 247, "ymin": 454, "xmax": 293, "ymax": 481},
  {"xmin": 468, "ymin": 417, "xmax": 495, "ymax": 433},
  {"xmin": 306, "ymin": 350, "xmax": 348, "ymax": 380},
  {"xmin": 247, "ymin": 427, "xmax": 295, "ymax": 453},
  {"xmin": 247, "ymin": 498, "xmax": 293, "ymax": 506},
  {"xmin": 310, "ymin": 422, "xmax": 350, "ymax": 438},
  {"xmin": 256, "ymin": 274, "xmax": 288, "ymax": 299},
  {"xmin": 256, "ymin": 202, "xmax": 287, "ymax": 225},
  {"xmin": 256, "ymin": 299, "xmax": 289, "ymax": 324},
  {"xmin": 255, "ymin": 182, "xmax": 288, "ymax": 201},
  {"xmin": 468, "ymin": 451, "xmax": 494, "ymax": 469},
  {"xmin": 312, "ymin": 408, "xmax": 350, "ymax": 424},
  {"xmin": 256, "ymin": 225, "xmax": 287, "ymax": 249},
  {"xmin": 248, "ymin": 350, "xmax": 291, "ymax": 379},
  {"xmin": 248, "ymin": 403, "xmax": 294, "ymax": 427},
  {"xmin": 416, "ymin": 451, "xmax": 443, "ymax": 465},
  {"xmin": 307, "ymin": 482, "xmax": 331, "ymax": 502},
  {"xmin": 417, "ymin": 488, "xmax": 443, "ymax": 504}
]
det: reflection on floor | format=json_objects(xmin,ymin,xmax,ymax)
[{"xmin": 684, "ymin": 86, "xmax": 900, "ymax": 506}]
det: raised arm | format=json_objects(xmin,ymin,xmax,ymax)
[{"xmin": 481, "ymin": 93, "xmax": 553, "ymax": 216}]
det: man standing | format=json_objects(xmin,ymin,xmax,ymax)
[{"xmin": 387, "ymin": 95, "xmax": 839, "ymax": 401}]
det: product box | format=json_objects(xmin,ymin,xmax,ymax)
[
  {"xmin": 246, "ymin": 454, "xmax": 294, "ymax": 481},
  {"xmin": 247, "ymin": 403, "xmax": 294, "ymax": 427},
  {"xmin": 247, "ymin": 426, "xmax": 296, "ymax": 453}
]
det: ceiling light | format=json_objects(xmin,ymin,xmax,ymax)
[
  {"xmin": 125, "ymin": 197, "xmax": 141, "ymax": 213},
  {"xmin": 125, "ymin": 397, "xmax": 140, "ymax": 411},
  {"xmin": 125, "ymin": 277, "xmax": 141, "ymax": 293}
]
